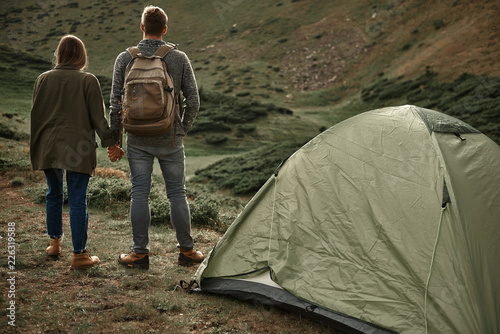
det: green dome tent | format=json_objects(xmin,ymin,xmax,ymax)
[{"xmin": 193, "ymin": 105, "xmax": 500, "ymax": 333}]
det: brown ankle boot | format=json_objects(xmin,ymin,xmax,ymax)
[
  {"xmin": 178, "ymin": 248, "xmax": 205, "ymax": 266},
  {"xmin": 118, "ymin": 250, "xmax": 149, "ymax": 269},
  {"xmin": 70, "ymin": 251, "xmax": 100, "ymax": 270},
  {"xmin": 46, "ymin": 237, "xmax": 62, "ymax": 256}
]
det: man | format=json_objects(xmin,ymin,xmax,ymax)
[{"xmin": 109, "ymin": 5, "xmax": 203, "ymax": 268}]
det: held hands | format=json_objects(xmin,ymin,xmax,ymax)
[{"xmin": 107, "ymin": 144, "xmax": 125, "ymax": 162}]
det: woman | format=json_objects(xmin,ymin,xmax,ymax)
[{"xmin": 30, "ymin": 35, "xmax": 124, "ymax": 270}]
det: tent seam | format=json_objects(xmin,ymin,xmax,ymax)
[
  {"xmin": 424, "ymin": 206, "xmax": 446, "ymax": 333},
  {"xmin": 267, "ymin": 175, "xmax": 278, "ymax": 264}
]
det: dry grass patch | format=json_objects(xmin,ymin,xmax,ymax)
[{"xmin": 0, "ymin": 175, "xmax": 339, "ymax": 333}]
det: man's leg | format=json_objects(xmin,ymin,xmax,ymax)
[
  {"xmin": 118, "ymin": 144, "xmax": 153, "ymax": 269},
  {"xmin": 127, "ymin": 144, "xmax": 154, "ymax": 253},
  {"xmin": 157, "ymin": 144, "xmax": 193, "ymax": 249},
  {"xmin": 157, "ymin": 144, "xmax": 204, "ymax": 266}
]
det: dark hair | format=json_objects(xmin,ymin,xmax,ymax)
[
  {"xmin": 55, "ymin": 35, "xmax": 87, "ymax": 70},
  {"xmin": 141, "ymin": 5, "xmax": 168, "ymax": 37}
]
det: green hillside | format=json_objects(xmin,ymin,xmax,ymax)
[
  {"xmin": 1, "ymin": 0, "xmax": 500, "ymax": 195},
  {"xmin": 4, "ymin": 0, "xmax": 499, "ymax": 100}
]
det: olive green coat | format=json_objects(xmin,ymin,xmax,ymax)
[{"xmin": 30, "ymin": 65, "xmax": 115, "ymax": 175}]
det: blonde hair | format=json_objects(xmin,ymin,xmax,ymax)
[
  {"xmin": 141, "ymin": 5, "xmax": 168, "ymax": 37},
  {"xmin": 55, "ymin": 35, "xmax": 87, "ymax": 70}
]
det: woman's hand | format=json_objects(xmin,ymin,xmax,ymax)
[{"xmin": 107, "ymin": 144, "xmax": 125, "ymax": 162}]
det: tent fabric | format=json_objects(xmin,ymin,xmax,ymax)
[
  {"xmin": 201, "ymin": 272, "xmax": 397, "ymax": 334},
  {"xmin": 194, "ymin": 105, "xmax": 500, "ymax": 333}
]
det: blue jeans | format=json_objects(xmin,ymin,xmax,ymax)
[
  {"xmin": 127, "ymin": 143, "xmax": 193, "ymax": 253},
  {"xmin": 44, "ymin": 169, "xmax": 90, "ymax": 252}
]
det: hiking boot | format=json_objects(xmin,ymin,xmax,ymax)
[
  {"xmin": 46, "ymin": 236, "xmax": 62, "ymax": 256},
  {"xmin": 118, "ymin": 250, "xmax": 149, "ymax": 269},
  {"xmin": 178, "ymin": 248, "xmax": 205, "ymax": 266},
  {"xmin": 70, "ymin": 250, "xmax": 99, "ymax": 270}
]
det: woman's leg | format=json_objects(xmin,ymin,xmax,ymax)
[
  {"xmin": 43, "ymin": 169, "xmax": 64, "ymax": 238},
  {"xmin": 66, "ymin": 171, "xmax": 90, "ymax": 252}
]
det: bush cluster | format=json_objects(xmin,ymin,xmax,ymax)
[
  {"xmin": 0, "ymin": 157, "xmax": 31, "ymax": 172},
  {"xmin": 26, "ymin": 174, "xmax": 225, "ymax": 230},
  {"xmin": 361, "ymin": 70, "xmax": 500, "ymax": 145},
  {"xmin": 189, "ymin": 88, "xmax": 292, "ymax": 135},
  {"xmin": 0, "ymin": 123, "xmax": 19, "ymax": 140},
  {"xmin": 205, "ymin": 134, "xmax": 228, "ymax": 145},
  {"xmin": 149, "ymin": 185, "xmax": 222, "ymax": 229},
  {"xmin": 86, "ymin": 177, "xmax": 131, "ymax": 209},
  {"xmin": 192, "ymin": 141, "xmax": 304, "ymax": 195},
  {"xmin": 0, "ymin": 122, "xmax": 29, "ymax": 141}
]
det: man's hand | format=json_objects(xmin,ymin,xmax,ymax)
[{"xmin": 107, "ymin": 144, "xmax": 125, "ymax": 162}]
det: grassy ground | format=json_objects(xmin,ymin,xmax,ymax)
[{"xmin": 0, "ymin": 153, "xmax": 339, "ymax": 334}]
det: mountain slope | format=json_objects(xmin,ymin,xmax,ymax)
[
  {"xmin": 1, "ymin": 0, "xmax": 499, "ymax": 194},
  {"xmin": 1, "ymin": 0, "xmax": 499, "ymax": 104}
]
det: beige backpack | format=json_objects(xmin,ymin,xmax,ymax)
[{"xmin": 121, "ymin": 43, "xmax": 181, "ymax": 136}]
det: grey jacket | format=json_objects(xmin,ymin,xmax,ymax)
[
  {"xmin": 30, "ymin": 65, "xmax": 115, "ymax": 175},
  {"xmin": 109, "ymin": 39, "xmax": 200, "ymax": 147}
]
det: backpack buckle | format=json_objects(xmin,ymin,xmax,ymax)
[{"xmin": 131, "ymin": 86, "xmax": 138, "ymax": 101}]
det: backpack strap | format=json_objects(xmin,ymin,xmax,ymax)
[
  {"xmin": 126, "ymin": 46, "xmax": 141, "ymax": 58},
  {"xmin": 153, "ymin": 43, "xmax": 178, "ymax": 58}
]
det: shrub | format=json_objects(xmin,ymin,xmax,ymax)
[
  {"xmin": 189, "ymin": 119, "xmax": 231, "ymax": 134},
  {"xmin": 189, "ymin": 197, "xmax": 220, "ymax": 229},
  {"xmin": 24, "ymin": 176, "xmax": 130, "ymax": 207},
  {"xmin": 192, "ymin": 141, "xmax": 304, "ymax": 195},
  {"xmin": 191, "ymin": 89, "xmax": 293, "ymax": 135},
  {"xmin": 205, "ymin": 134, "xmax": 228, "ymax": 145},
  {"xmin": 86, "ymin": 177, "xmax": 131, "ymax": 209},
  {"xmin": 95, "ymin": 167, "xmax": 127, "ymax": 179},
  {"xmin": 150, "ymin": 191, "xmax": 221, "ymax": 229},
  {"xmin": 0, "ymin": 157, "xmax": 31, "ymax": 172},
  {"xmin": 238, "ymin": 66, "xmax": 253, "ymax": 73},
  {"xmin": 10, "ymin": 177, "xmax": 25, "ymax": 187},
  {"xmin": 0, "ymin": 123, "xmax": 17, "ymax": 140},
  {"xmin": 0, "ymin": 122, "xmax": 28, "ymax": 141},
  {"xmin": 361, "ymin": 71, "xmax": 500, "ymax": 145},
  {"xmin": 433, "ymin": 20, "xmax": 445, "ymax": 30},
  {"xmin": 150, "ymin": 195, "xmax": 170, "ymax": 225},
  {"xmin": 236, "ymin": 124, "xmax": 256, "ymax": 134}
]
